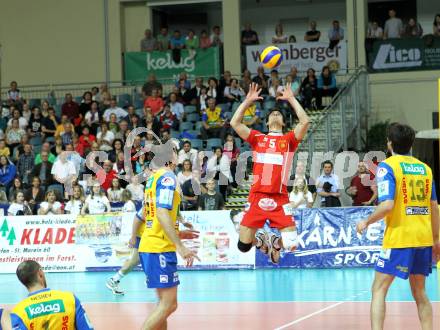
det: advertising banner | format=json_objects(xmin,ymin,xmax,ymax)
[
  {"xmin": 124, "ymin": 47, "xmax": 220, "ymax": 81},
  {"xmin": 256, "ymin": 207, "xmax": 385, "ymax": 268},
  {"xmin": 369, "ymin": 38, "xmax": 440, "ymax": 72},
  {"xmin": 246, "ymin": 41, "xmax": 347, "ymax": 75}
]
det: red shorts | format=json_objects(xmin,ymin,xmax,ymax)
[{"xmin": 241, "ymin": 192, "xmax": 295, "ymax": 229}]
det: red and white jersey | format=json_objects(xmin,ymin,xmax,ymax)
[{"xmin": 246, "ymin": 129, "xmax": 299, "ymax": 195}]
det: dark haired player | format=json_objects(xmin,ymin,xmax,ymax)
[
  {"xmin": 230, "ymin": 82, "xmax": 310, "ymax": 262},
  {"xmin": 357, "ymin": 123, "xmax": 440, "ymax": 330}
]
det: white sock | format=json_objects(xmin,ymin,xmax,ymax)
[{"xmin": 112, "ymin": 270, "xmax": 124, "ymax": 282}]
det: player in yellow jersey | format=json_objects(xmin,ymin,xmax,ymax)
[
  {"xmin": 10, "ymin": 260, "xmax": 93, "ymax": 330},
  {"xmin": 135, "ymin": 141, "xmax": 199, "ymax": 330},
  {"xmin": 357, "ymin": 123, "xmax": 440, "ymax": 330}
]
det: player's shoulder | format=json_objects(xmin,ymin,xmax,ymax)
[{"xmin": 157, "ymin": 171, "xmax": 177, "ymax": 188}]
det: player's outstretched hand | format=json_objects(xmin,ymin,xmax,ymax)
[
  {"xmin": 179, "ymin": 230, "xmax": 200, "ymax": 240},
  {"xmin": 245, "ymin": 83, "xmax": 263, "ymax": 103},
  {"xmin": 356, "ymin": 220, "xmax": 368, "ymax": 234},
  {"xmin": 433, "ymin": 241, "xmax": 440, "ymax": 262},
  {"xmin": 177, "ymin": 245, "xmax": 201, "ymax": 267},
  {"xmin": 276, "ymin": 82, "xmax": 294, "ymax": 101}
]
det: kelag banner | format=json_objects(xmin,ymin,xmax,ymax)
[
  {"xmin": 256, "ymin": 207, "xmax": 385, "ymax": 268},
  {"xmin": 369, "ymin": 38, "xmax": 440, "ymax": 72},
  {"xmin": 124, "ymin": 47, "xmax": 220, "ymax": 81},
  {"xmin": 246, "ymin": 41, "xmax": 347, "ymax": 74}
]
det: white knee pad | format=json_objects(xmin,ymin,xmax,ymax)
[{"xmin": 281, "ymin": 230, "xmax": 298, "ymax": 251}]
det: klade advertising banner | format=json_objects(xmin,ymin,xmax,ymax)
[
  {"xmin": 124, "ymin": 47, "xmax": 220, "ymax": 82},
  {"xmin": 246, "ymin": 41, "xmax": 347, "ymax": 75}
]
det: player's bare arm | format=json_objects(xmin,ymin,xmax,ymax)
[
  {"xmin": 430, "ymin": 200, "xmax": 440, "ymax": 261},
  {"xmin": 230, "ymin": 82, "xmax": 263, "ymax": 140},
  {"xmin": 276, "ymin": 82, "xmax": 310, "ymax": 141},
  {"xmin": 356, "ymin": 200, "xmax": 394, "ymax": 234},
  {"xmin": 128, "ymin": 215, "xmax": 143, "ymax": 248},
  {"xmin": 157, "ymin": 208, "xmax": 200, "ymax": 266}
]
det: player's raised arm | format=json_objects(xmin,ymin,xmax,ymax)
[
  {"xmin": 230, "ymin": 82, "xmax": 263, "ymax": 140},
  {"xmin": 277, "ymin": 82, "xmax": 310, "ymax": 141}
]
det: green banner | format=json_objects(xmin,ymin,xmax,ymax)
[
  {"xmin": 369, "ymin": 38, "xmax": 440, "ymax": 72},
  {"xmin": 124, "ymin": 47, "xmax": 220, "ymax": 81}
]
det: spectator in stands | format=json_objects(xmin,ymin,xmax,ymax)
[
  {"xmin": 403, "ymin": 18, "xmax": 423, "ymax": 38},
  {"xmin": 316, "ymin": 160, "xmax": 341, "ymax": 207},
  {"xmin": 97, "ymin": 160, "xmax": 117, "ymax": 191},
  {"xmin": 28, "ymin": 106, "xmax": 43, "ymax": 139},
  {"xmin": 185, "ymin": 29, "xmax": 199, "ymax": 49},
  {"xmin": 187, "ymin": 77, "xmax": 205, "ymax": 105},
  {"xmin": 268, "ymin": 69, "xmax": 283, "ymax": 88},
  {"xmin": 84, "ymin": 101, "xmax": 100, "ymax": 134},
  {"xmin": 241, "ymin": 23, "xmax": 259, "ymax": 46},
  {"xmin": 38, "ymin": 190, "xmax": 63, "ymax": 215},
  {"xmin": 206, "ymin": 77, "xmax": 222, "ymax": 104},
  {"xmin": 107, "ymin": 139, "xmax": 123, "ymax": 164},
  {"xmin": 107, "ymin": 178, "xmax": 123, "ymax": 203},
  {"xmin": 304, "ymin": 21, "xmax": 321, "ymax": 42},
  {"xmin": 108, "ymin": 113, "xmax": 119, "ymax": 134},
  {"xmin": 288, "ymin": 160, "xmax": 317, "ymax": 202},
  {"xmin": 346, "ymin": 161, "xmax": 377, "ymax": 206},
  {"xmin": 175, "ymin": 72, "xmax": 191, "ymax": 90},
  {"xmin": 114, "ymin": 120, "xmax": 128, "ymax": 142},
  {"xmin": 224, "ymin": 78, "xmax": 245, "ymax": 105},
  {"xmin": 198, "ymin": 178, "xmax": 225, "ymax": 210},
  {"xmin": 211, "ymin": 26, "xmax": 223, "ymax": 46},
  {"xmin": 142, "ymin": 73, "xmax": 163, "ymax": 98},
  {"xmin": 223, "ymin": 133, "xmax": 240, "ymax": 188},
  {"xmin": 113, "ymin": 152, "xmax": 126, "ymax": 178},
  {"xmin": 328, "ymin": 20, "xmax": 344, "ymax": 48},
  {"xmin": 384, "ymin": 9, "xmax": 403, "ymax": 39},
  {"xmin": 317, "ymin": 66, "xmax": 338, "ymax": 109},
  {"xmin": 97, "ymin": 122, "xmax": 115, "ymax": 152},
  {"xmin": 268, "ymin": 78, "xmax": 283, "ymax": 99},
  {"xmin": 168, "ymin": 92, "xmax": 185, "ymax": 121},
  {"xmin": 160, "ymin": 105, "xmax": 179, "ymax": 131},
  {"xmin": 78, "ymin": 126, "xmax": 96, "ymax": 154},
  {"xmin": 7, "ymin": 81, "xmax": 22, "ymax": 104},
  {"xmin": 61, "ymin": 93, "xmax": 80, "ymax": 121},
  {"xmin": 170, "ymin": 30, "xmax": 185, "ymax": 49},
  {"xmin": 81, "ymin": 181, "xmax": 111, "ymax": 215},
  {"xmin": 125, "ymin": 175, "xmax": 144, "ymax": 202},
  {"xmin": 17, "ymin": 144, "xmax": 34, "ymax": 187},
  {"xmin": 144, "ymin": 88, "xmax": 165, "ymax": 116},
  {"xmin": 156, "ymin": 27, "xmax": 170, "ymax": 51},
  {"xmin": 8, "ymin": 191, "xmax": 32, "ymax": 216},
  {"xmin": 289, "ymin": 178, "xmax": 314, "ymax": 209},
  {"xmin": 60, "ymin": 122, "xmax": 74, "ymax": 146},
  {"xmin": 12, "ymin": 135, "xmax": 29, "ymax": 162},
  {"xmin": 0, "ymin": 140, "xmax": 9, "ymax": 158},
  {"xmin": 31, "ymin": 151, "xmax": 54, "ymax": 191},
  {"xmin": 207, "ymin": 147, "xmax": 231, "ymax": 200},
  {"xmin": 241, "ymin": 102, "xmax": 261, "ymax": 130},
  {"xmin": 219, "ymin": 70, "xmax": 232, "ymax": 94},
  {"xmin": 41, "ymin": 107, "xmax": 58, "ymax": 139},
  {"xmin": 91, "ymin": 86, "xmax": 99, "ymax": 101},
  {"xmin": 51, "ymin": 136, "xmax": 64, "ymax": 156},
  {"xmin": 7, "ymin": 109, "xmax": 28, "ymax": 130},
  {"xmin": 434, "ymin": 14, "xmax": 440, "ymax": 37},
  {"xmin": 8, "ymin": 177, "xmax": 23, "ymax": 202},
  {"xmin": 6, "ymin": 119, "xmax": 26, "ymax": 152},
  {"xmin": 24, "ymin": 176, "xmax": 45, "ymax": 214},
  {"xmin": 272, "ymin": 23, "xmax": 288, "ymax": 44},
  {"xmin": 22, "ymin": 103, "xmax": 32, "ymax": 122},
  {"xmin": 367, "ymin": 21, "xmax": 383, "ymax": 39},
  {"xmin": 177, "ymin": 159, "xmax": 197, "ymax": 205},
  {"xmin": 65, "ymin": 185, "xmax": 85, "ymax": 215},
  {"xmin": 51, "ymin": 152, "xmax": 77, "ymax": 198},
  {"xmin": 121, "ymin": 189, "xmax": 136, "ymax": 212},
  {"xmin": 78, "ymin": 91, "xmax": 93, "ymax": 124},
  {"xmin": 144, "ymin": 111, "xmax": 162, "ymax": 137},
  {"xmin": 54, "ymin": 115, "xmax": 71, "ymax": 138},
  {"xmin": 140, "ymin": 29, "xmax": 157, "ymax": 52},
  {"xmin": 199, "ymin": 87, "xmax": 208, "ymax": 111},
  {"xmin": 103, "ymin": 98, "xmax": 128, "ymax": 122},
  {"xmin": 35, "ymin": 144, "xmax": 55, "ymax": 166},
  {"xmin": 286, "ymin": 67, "xmax": 301, "ymax": 95},
  {"xmin": 241, "ymin": 69, "xmax": 252, "ymax": 94},
  {"xmin": 160, "ymin": 129, "xmax": 171, "ymax": 144},
  {"xmin": 41, "ymin": 100, "xmax": 50, "ymax": 117},
  {"xmin": 178, "ymin": 141, "xmax": 198, "ymax": 168},
  {"xmin": 71, "ymin": 135, "xmax": 84, "ymax": 157},
  {"xmin": 201, "ymin": 98, "xmax": 227, "ymax": 140},
  {"xmin": 199, "ymin": 29, "xmax": 212, "ymax": 49},
  {"xmin": 65, "ymin": 143, "xmax": 85, "ymax": 174},
  {"xmin": 252, "ymin": 66, "xmax": 269, "ymax": 95}
]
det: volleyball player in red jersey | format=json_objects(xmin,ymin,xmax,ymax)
[{"xmin": 231, "ymin": 82, "xmax": 310, "ymax": 262}]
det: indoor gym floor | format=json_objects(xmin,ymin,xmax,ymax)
[{"xmin": 1, "ymin": 268, "xmax": 438, "ymax": 329}]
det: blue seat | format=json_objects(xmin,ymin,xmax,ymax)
[
  {"xmin": 135, "ymin": 108, "xmax": 144, "ymax": 118},
  {"xmin": 264, "ymin": 99, "xmax": 276, "ymax": 110},
  {"xmin": 231, "ymin": 102, "xmax": 241, "ymax": 112},
  {"xmin": 223, "ymin": 112, "xmax": 232, "ymax": 120},
  {"xmin": 28, "ymin": 98, "xmax": 41, "ymax": 108},
  {"xmin": 45, "ymin": 136, "xmax": 56, "ymax": 144},
  {"xmin": 74, "ymin": 96, "xmax": 82, "ymax": 104},
  {"xmin": 186, "ymin": 113, "xmax": 200, "ymax": 123},
  {"xmin": 190, "ymin": 139, "xmax": 203, "ymax": 150},
  {"xmin": 206, "ymin": 138, "xmax": 222, "ymax": 150},
  {"xmin": 195, "ymin": 122, "xmax": 203, "ymax": 131},
  {"xmin": 30, "ymin": 136, "xmax": 42, "ymax": 146},
  {"xmin": 134, "ymin": 99, "xmax": 144, "ymax": 109},
  {"xmin": 47, "ymin": 184, "xmax": 64, "ymax": 199},
  {"xmin": 170, "ymin": 130, "xmax": 180, "ymax": 139},
  {"xmin": 234, "ymin": 137, "xmax": 242, "ymax": 147},
  {"xmin": 179, "ymin": 122, "xmax": 193, "ymax": 132},
  {"xmin": 118, "ymin": 93, "xmax": 132, "ymax": 108},
  {"xmin": 241, "ymin": 142, "xmax": 251, "ymax": 151},
  {"xmin": 186, "ymin": 130, "xmax": 199, "ymax": 138},
  {"xmin": 54, "ymin": 104, "xmax": 62, "ymax": 117},
  {"xmin": 184, "ymin": 105, "xmax": 197, "ymax": 114}
]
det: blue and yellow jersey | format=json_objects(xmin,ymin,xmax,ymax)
[
  {"xmin": 243, "ymin": 104, "xmax": 260, "ymax": 125},
  {"xmin": 10, "ymin": 288, "xmax": 93, "ymax": 330},
  {"xmin": 202, "ymin": 107, "xmax": 224, "ymax": 127},
  {"xmin": 138, "ymin": 168, "xmax": 181, "ymax": 253},
  {"xmin": 135, "ymin": 206, "xmax": 146, "ymax": 238},
  {"xmin": 377, "ymin": 154, "xmax": 437, "ymax": 248}
]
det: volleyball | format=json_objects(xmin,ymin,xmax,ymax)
[{"xmin": 260, "ymin": 46, "xmax": 283, "ymax": 69}]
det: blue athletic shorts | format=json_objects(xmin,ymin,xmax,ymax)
[
  {"xmin": 134, "ymin": 237, "xmax": 141, "ymax": 249},
  {"xmin": 139, "ymin": 252, "xmax": 180, "ymax": 289},
  {"xmin": 375, "ymin": 247, "xmax": 432, "ymax": 279}
]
